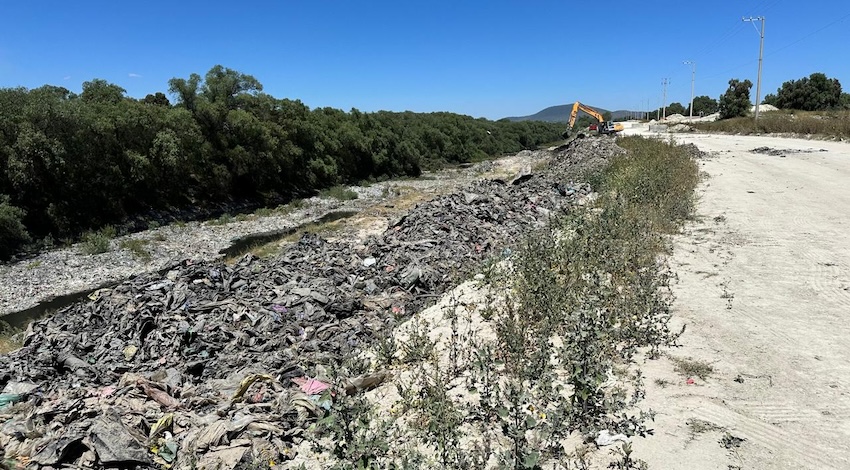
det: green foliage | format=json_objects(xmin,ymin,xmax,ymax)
[
  {"xmin": 301, "ymin": 137, "xmax": 698, "ymax": 468},
  {"xmin": 687, "ymin": 95, "xmax": 718, "ymax": 116},
  {"xmin": 691, "ymin": 109, "xmax": 850, "ymax": 138},
  {"xmin": 143, "ymin": 92, "xmax": 170, "ymax": 106},
  {"xmin": 607, "ymin": 136, "xmax": 700, "ymax": 231},
  {"xmin": 666, "ymin": 102, "xmax": 686, "ymax": 116},
  {"xmin": 81, "ymin": 79, "xmax": 126, "ymax": 104},
  {"xmin": 80, "ymin": 225, "xmax": 116, "ymax": 255},
  {"xmin": 319, "ymin": 185, "xmax": 359, "ymax": 201},
  {"xmin": 0, "ymin": 195, "xmax": 31, "ymax": 259},
  {"xmin": 0, "ymin": 66, "xmax": 563, "ymax": 255},
  {"xmin": 718, "ymin": 79, "xmax": 753, "ymax": 119},
  {"xmin": 118, "ymin": 238, "xmax": 152, "ymax": 262},
  {"xmin": 764, "ymin": 72, "xmax": 842, "ymax": 110}
]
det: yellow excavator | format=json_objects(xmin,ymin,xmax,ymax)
[{"xmin": 565, "ymin": 101, "xmax": 624, "ymax": 137}]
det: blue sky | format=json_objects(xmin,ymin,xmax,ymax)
[{"xmin": 1, "ymin": 1, "xmax": 848, "ymax": 119}]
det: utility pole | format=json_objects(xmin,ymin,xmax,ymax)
[
  {"xmin": 743, "ymin": 16, "xmax": 765, "ymax": 124},
  {"xmin": 684, "ymin": 61, "xmax": 696, "ymax": 121},
  {"xmin": 661, "ymin": 78, "xmax": 669, "ymax": 120}
]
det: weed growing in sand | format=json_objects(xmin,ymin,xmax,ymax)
[{"xmin": 670, "ymin": 356, "xmax": 714, "ymax": 380}]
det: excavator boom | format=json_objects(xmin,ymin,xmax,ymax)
[{"xmin": 565, "ymin": 101, "xmax": 624, "ymax": 136}]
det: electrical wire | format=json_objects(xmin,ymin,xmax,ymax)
[{"xmin": 764, "ymin": 10, "xmax": 850, "ymax": 58}]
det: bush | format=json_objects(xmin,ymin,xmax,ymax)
[
  {"xmin": 319, "ymin": 185, "xmax": 359, "ymax": 201},
  {"xmin": 80, "ymin": 225, "xmax": 116, "ymax": 255},
  {"xmin": 765, "ymin": 72, "xmax": 842, "ymax": 110},
  {"xmin": 692, "ymin": 109, "xmax": 850, "ymax": 138},
  {"xmin": 605, "ymin": 136, "xmax": 700, "ymax": 231},
  {"xmin": 0, "ymin": 196, "xmax": 31, "ymax": 260}
]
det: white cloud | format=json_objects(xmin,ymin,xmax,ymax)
[
  {"xmin": 63, "ymin": 75, "xmax": 71, "ymax": 80},
  {"xmin": 128, "ymin": 73, "xmax": 142, "ymax": 78}
]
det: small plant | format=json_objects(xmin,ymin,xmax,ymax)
[
  {"xmin": 119, "ymin": 238, "xmax": 152, "ymax": 262},
  {"xmin": 654, "ymin": 378, "xmax": 674, "ymax": 388},
  {"xmin": 399, "ymin": 317, "xmax": 436, "ymax": 364},
  {"xmin": 686, "ymin": 418, "xmax": 723, "ymax": 439},
  {"xmin": 320, "ymin": 185, "xmax": 359, "ymax": 201},
  {"xmin": 608, "ymin": 442, "xmax": 647, "ymax": 470},
  {"xmin": 147, "ymin": 220, "xmax": 161, "ymax": 229},
  {"xmin": 210, "ymin": 213, "xmax": 234, "ymax": 225},
  {"xmin": 80, "ymin": 225, "xmax": 116, "ymax": 255},
  {"xmin": 41, "ymin": 234, "xmax": 55, "ymax": 249},
  {"xmin": 26, "ymin": 260, "xmax": 42, "ymax": 270},
  {"xmin": 719, "ymin": 431, "xmax": 746, "ymax": 449},
  {"xmin": 670, "ymin": 356, "xmax": 714, "ymax": 380},
  {"xmin": 254, "ymin": 207, "xmax": 273, "ymax": 217},
  {"xmin": 374, "ymin": 331, "xmax": 398, "ymax": 367}
]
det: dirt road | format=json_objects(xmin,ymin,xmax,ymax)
[{"xmin": 623, "ymin": 129, "xmax": 850, "ymax": 469}]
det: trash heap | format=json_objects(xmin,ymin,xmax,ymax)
[{"xmin": 0, "ymin": 138, "xmax": 625, "ymax": 469}]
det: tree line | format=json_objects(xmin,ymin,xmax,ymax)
[
  {"xmin": 644, "ymin": 72, "xmax": 849, "ymax": 121},
  {"xmin": 0, "ymin": 65, "xmax": 564, "ymax": 259}
]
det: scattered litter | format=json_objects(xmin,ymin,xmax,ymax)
[
  {"xmin": 292, "ymin": 377, "xmax": 330, "ymax": 395},
  {"xmin": 595, "ymin": 430, "xmax": 630, "ymax": 446},
  {"xmin": 0, "ymin": 138, "xmax": 644, "ymax": 468}
]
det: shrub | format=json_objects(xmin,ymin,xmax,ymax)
[
  {"xmin": 319, "ymin": 185, "xmax": 359, "ymax": 201},
  {"xmin": 80, "ymin": 225, "xmax": 116, "ymax": 255},
  {"xmin": 118, "ymin": 238, "xmax": 152, "ymax": 262},
  {"xmin": 0, "ymin": 196, "xmax": 31, "ymax": 260},
  {"xmin": 605, "ymin": 136, "xmax": 700, "ymax": 231}
]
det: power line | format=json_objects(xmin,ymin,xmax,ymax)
[
  {"xmin": 688, "ymin": 0, "xmax": 781, "ymax": 62},
  {"xmin": 764, "ymin": 10, "xmax": 850, "ymax": 58},
  {"xmin": 700, "ymin": 9, "xmax": 850, "ymax": 81}
]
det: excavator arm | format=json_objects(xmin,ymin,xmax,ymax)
[
  {"xmin": 566, "ymin": 101, "xmax": 623, "ymax": 136},
  {"xmin": 567, "ymin": 101, "xmax": 605, "ymax": 130}
]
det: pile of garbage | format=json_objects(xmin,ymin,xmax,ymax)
[{"xmin": 0, "ymin": 138, "xmax": 624, "ymax": 469}]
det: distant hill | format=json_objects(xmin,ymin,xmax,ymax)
[{"xmin": 505, "ymin": 104, "xmax": 635, "ymax": 123}]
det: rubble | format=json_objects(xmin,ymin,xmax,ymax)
[{"xmin": 0, "ymin": 138, "xmax": 625, "ymax": 469}]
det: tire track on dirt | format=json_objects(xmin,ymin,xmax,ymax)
[
  {"xmin": 694, "ymin": 402, "xmax": 848, "ymax": 469},
  {"xmin": 657, "ymin": 133, "xmax": 850, "ymax": 469}
]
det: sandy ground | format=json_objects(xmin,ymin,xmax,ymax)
[{"xmin": 621, "ymin": 127, "xmax": 850, "ymax": 469}]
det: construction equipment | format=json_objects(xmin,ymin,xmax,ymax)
[{"xmin": 564, "ymin": 101, "xmax": 624, "ymax": 137}]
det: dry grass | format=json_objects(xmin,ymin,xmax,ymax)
[
  {"xmin": 0, "ymin": 336, "xmax": 21, "ymax": 354},
  {"xmin": 670, "ymin": 356, "xmax": 714, "ymax": 380},
  {"xmin": 692, "ymin": 110, "xmax": 850, "ymax": 138}
]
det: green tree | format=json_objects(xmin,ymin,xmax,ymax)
[
  {"xmin": 201, "ymin": 65, "xmax": 263, "ymax": 108},
  {"xmin": 768, "ymin": 72, "xmax": 842, "ymax": 110},
  {"xmin": 718, "ymin": 79, "xmax": 753, "ymax": 119},
  {"xmin": 0, "ymin": 194, "xmax": 31, "ymax": 259},
  {"xmin": 687, "ymin": 95, "xmax": 718, "ymax": 116},
  {"xmin": 0, "ymin": 66, "xmax": 566, "ymax": 256},
  {"xmin": 80, "ymin": 79, "xmax": 126, "ymax": 104},
  {"xmin": 168, "ymin": 73, "xmax": 202, "ymax": 111},
  {"xmin": 143, "ymin": 92, "xmax": 171, "ymax": 106},
  {"xmin": 666, "ymin": 102, "xmax": 686, "ymax": 116}
]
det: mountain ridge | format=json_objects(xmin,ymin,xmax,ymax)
[{"xmin": 504, "ymin": 104, "xmax": 635, "ymax": 123}]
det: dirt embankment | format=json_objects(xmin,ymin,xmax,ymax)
[{"xmin": 0, "ymin": 140, "xmax": 620, "ymax": 469}]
